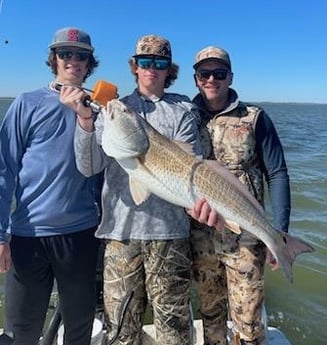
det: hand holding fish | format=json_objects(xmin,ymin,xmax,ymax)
[
  {"xmin": 266, "ymin": 249, "xmax": 279, "ymax": 271},
  {"xmin": 187, "ymin": 198, "xmax": 225, "ymax": 231}
]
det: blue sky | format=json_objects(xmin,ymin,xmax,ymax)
[{"xmin": 0, "ymin": 0, "xmax": 326, "ymax": 103}]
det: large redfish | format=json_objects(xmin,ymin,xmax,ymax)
[{"xmin": 101, "ymin": 99, "xmax": 314, "ymax": 283}]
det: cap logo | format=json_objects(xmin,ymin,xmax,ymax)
[{"xmin": 67, "ymin": 29, "xmax": 79, "ymax": 42}]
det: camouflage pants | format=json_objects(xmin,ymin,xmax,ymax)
[
  {"xmin": 190, "ymin": 225, "xmax": 267, "ymax": 345},
  {"xmin": 103, "ymin": 239, "xmax": 193, "ymax": 345}
]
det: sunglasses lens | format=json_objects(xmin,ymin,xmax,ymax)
[
  {"xmin": 197, "ymin": 71, "xmax": 211, "ymax": 80},
  {"xmin": 213, "ymin": 70, "xmax": 228, "ymax": 80},
  {"xmin": 136, "ymin": 58, "xmax": 170, "ymax": 70},
  {"xmin": 76, "ymin": 52, "xmax": 90, "ymax": 61},
  {"xmin": 153, "ymin": 59, "xmax": 170, "ymax": 70},
  {"xmin": 56, "ymin": 50, "xmax": 90, "ymax": 61},
  {"xmin": 136, "ymin": 58, "xmax": 152, "ymax": 69},
  {"xmin": 56, "ymin": 51, "xmax": 71, "ymax": 60},
  {"xmin": 197, "ymin": 69, "xmax": 228, "ymax": 81}
]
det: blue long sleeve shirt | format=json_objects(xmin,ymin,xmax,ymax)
[
  {"xmin": 0, "ymin": 86, "xmax": 99, "ymax": 243},
  {"xmin": 255, "ymin": 110, "xmax": 291, "ymax": 231}
]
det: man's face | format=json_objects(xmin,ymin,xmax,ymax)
[
  {"xmin": 194, "ymin": 60, "xmax": 232, "ymax": 102},
  {"xmin": 55, "ymin": 46, "xmax": 91, "ymax": 85},
  {"xmin": 135, "ymin": 56, "xmax": 170, "ymax": 92}
]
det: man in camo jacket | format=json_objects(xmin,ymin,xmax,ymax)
[{"xmin": 190, "ymin": 46, "xmax": 291, "ymax": 345}]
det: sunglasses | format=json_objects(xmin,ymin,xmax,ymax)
[
  {"xmin": 136, "ymin": 57, "xmax": 171, "ymax": 70},
  {"xmin": 56, "ymin": 50, "xmax": 91, "ymax": 62},
  {"xmin": 196, "ymin": 68, "xmax": 229, "ymax": 81}
]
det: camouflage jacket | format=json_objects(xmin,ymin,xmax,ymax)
[{"xmin": 193, "ymin": 88, "xmax": 291, "ymax": 232}]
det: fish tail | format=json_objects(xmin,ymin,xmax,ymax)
[{"xmin": 279, "ymin": 232, "xmax": 315, "ymax": 283}]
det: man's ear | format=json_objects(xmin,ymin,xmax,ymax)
[
  {"xmin": 229, "ymin": 72, "xmax": 234, "ymax": 85},
  {"xmin": 193, "ymin": 74, "xmax": 198, "ymax": 87}
]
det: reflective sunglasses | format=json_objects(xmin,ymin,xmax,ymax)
[
  {"xmin": 196, "ymin": 68, "xmax": 229, "ymax": 81},
  {"xmin": 136, "ymin": 57, "xmax": 171, "ymax": 70},
  {"xmin": 56, "ymin": 50, "xmax": 91, "ymax": 62}
]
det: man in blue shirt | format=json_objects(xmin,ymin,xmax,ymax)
[{"xmin": 0, "ymin": 27, "xmax": 101, "ymax": 345}]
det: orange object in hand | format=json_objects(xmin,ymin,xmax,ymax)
[{"xmin": 92, "ymin": 80, "xmax": 118, "ymax": 106}]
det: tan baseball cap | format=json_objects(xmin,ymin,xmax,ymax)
[
  {"xmin": 193, "ymin": 46, "xmax": 231, "ymax": 70},
  {"xmin": 133, "ymin": 34, "xmax": 172, "ymax": 59}
]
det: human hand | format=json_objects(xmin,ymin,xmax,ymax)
[
  {"xmin": 0, "ymin": 243, "xmax": 11, "ymax": 273},
  {"xmin": 187, "ymin": 198, "xmax": 225, "ymax": 231},
  {"xmin": 266, "ymin": 249, "xmax": 279, "ymax": 271},
  {"xmin": 59, "ymin": 85, "xmax": 93, "ymax": 121}
]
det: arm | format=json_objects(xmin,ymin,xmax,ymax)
[
  {"xmin": 0, "ymin": 98, "xmax": 27, "ymax": 270},
  {"xmin": 59, "ymin": 86, "xmax": 110, "ymax": 177},
  {"xmin": 74, "ymin": 121, "xmax": 109, "ymax": 177},
  {"xmin": 0, "ymin": 97, "xmax": 26, "ymax": 243},
  {"xmin": 256, "ymin": 111, "xmax": 291, "ymax": 269},
  {"xmin": 256, "ymin": 111, "xmax": 291, "ymax": 232}
]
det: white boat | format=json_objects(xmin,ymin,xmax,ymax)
[
  {"xmin": 1, "ymin": 291, "xmax": 292, "ymax": 345},
  {"xmin": 55, "ymin": 317, "xmax": 293, "ymax": 345},
  {"xmin": 142, "ymin": 319, "xmax": 292, "ymax": 345},
  {"xmin": 56, "ymin": 301, "xmax": 294, "ymax": 345},
  {"xmin": 141, "ymin": 303, "xmax": 292, "ymax": 345},
  {"xmin": 1, "ymin": 318, "xmax": 292, "ymax": 345}
]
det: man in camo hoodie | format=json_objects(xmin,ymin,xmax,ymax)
[{"xmin": 190, "ymin": 46, "xmax": 291, "ymax": 345}]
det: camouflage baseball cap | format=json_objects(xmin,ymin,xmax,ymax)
[
  {"xmin": 193, "ymin": 46, "xmax": 231, "ymax": 70},
  {"xmin": 49, "ymin": 27, "xmax": 94, "ymax": 52},
  {"xmin": 133, "ymin": 35, "xmax": 172, "ymax": 59}
]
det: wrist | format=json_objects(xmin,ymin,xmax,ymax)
[{"xmin": 77, "ymin": 114, "xmax": 93, "ymax": 120}]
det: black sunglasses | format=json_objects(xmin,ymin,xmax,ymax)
[
  {"xmin": 196, "ymin": 68, "xmax": 229, "ymax": 81},
  {"xmin": 135, "ymin": 57, "xmax": 171, "ymax": 70},
  {"xmin": 56, "ymin": 50, "xmax": 91, "ymax": 62}
]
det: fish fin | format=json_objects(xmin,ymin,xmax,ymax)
[
  {"xmin": 278, "ymin": 231, "xmax": 315, "ymax": 283},
  {"xmin": 173, "ymin": 140, "xmax": 196, "ymax": 156},
  {"xmin": 129, "ymin": 177, "xmax": 150, "ymax": 205},
  {"xmin": 225, "ymin": 220, "xmax": 242, "ymax": 234}
]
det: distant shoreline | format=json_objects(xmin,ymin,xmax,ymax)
[
  {"xmin": 0, "ymin": 97, "xmax": 15, "ymax": 101},
  {"xmin": 0, "ymin": 97, "xmax": 326, "ymax": 106}
]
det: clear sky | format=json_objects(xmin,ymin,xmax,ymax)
[{"xmin": 0, "ymin": 0, "xmax": 326, "ymax": 103}]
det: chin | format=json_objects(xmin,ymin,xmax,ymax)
[{"xmin": 206, "ymin": 91, "xmax": 220, "ymax": 99}]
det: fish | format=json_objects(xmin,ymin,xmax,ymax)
[{"xmin": 101, "ymin": 99, "xmax": 315, "ymax": 283}]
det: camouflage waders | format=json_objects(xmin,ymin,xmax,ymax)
[
  {"xmin": 190, "ymin": 224, "xmax": 266, "ymax": 345},
  {"xmin": 103, "ymin": 239, "xmax": 193, "ymax": 345},
  {"xmin": 191, "ymin": 104, "xmax": 267, "ymax": 344}
]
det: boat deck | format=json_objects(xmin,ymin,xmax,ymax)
[
  {"xmin": 1, "ymin": 319, "xmax": 292, "ymax": 345},
  {"xmin": 142, "ymin": 320, "xmax": 292, "ymax": 345},
  {"xmin": 267, "ymin": 326, "xmax": 292, "ymax": 345}
]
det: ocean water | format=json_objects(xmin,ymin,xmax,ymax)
[{"xmin": 0, "ymin": 99, "xmax": 326, "ymax": 344}]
